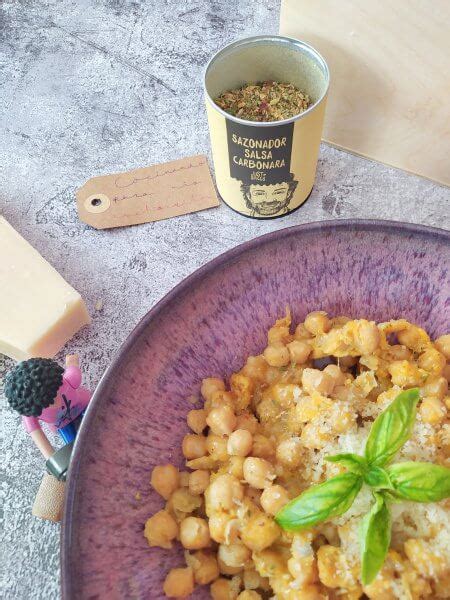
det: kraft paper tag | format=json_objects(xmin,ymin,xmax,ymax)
[{"xmin": 76, "ymin": 155, "xmax": 220, "ymax": 229}]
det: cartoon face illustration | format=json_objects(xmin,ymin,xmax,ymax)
[{"xmin": 241, "ymin": 178, "xmax": 298, "ymax": 217}]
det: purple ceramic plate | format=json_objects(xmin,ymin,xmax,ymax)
[{"xmin": 62, "ymin": 219, "xmax": 449, "ymax": 599}]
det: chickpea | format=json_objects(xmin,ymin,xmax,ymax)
[
  {"xmin": 260, "ymin": 484, "xmax": 289, "ymax": 515},
  {"xmin": 169, "ymin": 487, "xmax": 202, "ymax": 515},
  {"xmin": 241, "ymin": 512, "xmax": 280, "ymax": 551},
  {"xmin": 354, "ymin": 320, "xmax": 380, "ymax": 355},
  {"xmin": 294, "ymin": 585, "xmax": 325, "ymax": 600},
  {"xmin": 238, "ymin": 592, "xmax": 262, "ymax": 600},
  {"xmin": 235, "ymin": 412, "xmax": 259, "ymax": 434},
  {"xmin": 207, "ymin": 405, "xmax": 237, "ymax": 436},
  {"xmin": 217, "ymin": 556, "xmax": 243, "ymax": 575},
  {"xmin": 210, "ymin": 577, "xmax": 238, "ymax": 600},
  {"xmin": 294, "ymin": 323, "xmax": 313, "ymax": 340},
  {"xmin": 251, "ymin": 434, "xmax": 275, "ymax": 459},
  {"xmin": 179, "ymin": 471, "xmax": 190, "ymax": 487},
  {"xmin": 304, "ymin": 311, "xmax": 331, "ymax": 335},
  {"xmin": 287, "ymin": 555, "xmax": 318, "ymax": 585},
  {"xmin": 224, "ymin": 518, "xmax": 241, "ymax": 544},
  {"xmin": 443, "ymin": 364, "xmax": 450, "ymax": 383},
  {"xmin": 435, "ymin": 575, "xmax": 450, "ymax": 599},
  {"xmin": 317, "ymin": 545, "xmax": 355, "ymax": 589},
  {"xmin": 291, "ymin": 395, "xmax": 322, "ymax": 425},
  {"xmin": 320, "ymin": 523, "xmax": 340, "ymax": 546},
  {"xmin": 420, "ymin": 375, "xmax": 448, "ymax": 399},
  {"xmin": 323, "ymin": 364, "xmax": 346, "ymax": 386},
  {"xmin": 201, "ymin": 377, "xmax": 225, "ymax": 402},
  {"xmin": 435, "ymin": 334, "xmax": 450, "ymax": 359},
  {"xmin": 187, "ymin": 408, "xmax": 207, "ymax": 434},
  {"xmin": 418, "ymin": 348, "xmax": 446, "ymax": 375},
  {"xmin": 439, "ymin": 435, "xmax": 450, "ymax": 457},
  {"xmin": 287, "ymin": 340, "xmax": 311, "ymax": 364},
  {"xmin": 228, "ymin": 429, "xmax": 253, "ymax": 456},
  {"xmin": 243, "ymin": 457, "xmax": 276, "ymax": 489},
  {"xmin": 276, "ymin": 437, "xmax": 303, "ymax": 468},
  {"xmin": 260, "ymin": 576, "xmax": 272, "ymax": 591},
  {"xmin": 388, "ymin": 344, "xmax": 413, "ymax": 361},
  {"xmin": 253, "ymin": 549, "xmax": 285, "ymax": 576},
  {"xmin": 332, "ymin": 384, "xmax": 351, "ymax": 401},
  {"xmin": 330, "ymin": 405, "xmax": 356, "ymax": 434},
  {"xmin": 186, "ymin": 456, "xmax": 217, "ymax": 470},
  {"xmin": 189, "ymin": 470, "xmax": 210, "ymax": 495},
  {"xmin": 301, "ymin": 422, "xmax": 330, "ymax": 449},
  {"xmin": 264, "ymin": 366, "xmax": 281, "ymax": 385},
  {"xmin": 144, "ymin": 510, "xmax": 178, "ymax": 549},
  {"xmin": 270, "ymin": 383, "xmax": 300, "ymax": 408},
  {"xmin": 245, "ymin": 486, "xmax": 262, "ymax": 507},
  {"xmin": 388, "ymin": 360, "xmax": 423, "ymax": 387},
  {"xmin": 263, "ymin": 344, "xmax": 290, "ymax": 367},
  {"xmin": 208, "ymin": 512, "xmax": 232, "ymax": 543},
  {"xmin": 228, "ymin": 456, "xmax": 245, "ymax": 479},
  {"xmin": 182, "ymin": 434, "xmax": 207, "ymax": 459},
  {"xmin": 218, "ymin": 543, "xmax": 251, "ymax": 568},
  {"xmin": 242, "ymin": 355, "xmax": 268, "ymax": 382},
  {"xmin": 163, "ymin": 567, "xmax": 194, "ymax": 598},
  {"xmin": 207, "ymin": 390, "xmax": 236, "ymax": 411},
  {"xmin": 332, "ymin": 316, "xmax": 351, "ymax": 327},
  {"xmin": 206, "ymin": 434, "xmax": 229, "ymax": 461},
  {"xmin": 191, "ymin": 550, "xmax": 220, "ymax": 585},
  {"xmin": 205, "ymin": 474, "xmax": 244, "ymax": 513},
  {"xmin": 397, "ymin": 325, "xmax": 430, "ymax": 353},
  {"xmin": 150, "ymin": 464, "xmax": 179, "ymax": 500},
  {"xmin": 268, "ymin": 324, "xmax": 291, "ymax": 345},
  {"xmin": 404, "ymin": 538, "xmax": 448, "ymax": 578},
  {"xmin": 180, "ymin": 516, "xmax": 211, "ymax": 549},
  {"xmin": 243, "ymin": 569, "xmax": 264, "ymax": 590},
  {"xmin": 419, "ymin": 397, "xmax": 446, "ymax": 425},
  {"xmin": 302, "ymin": 368, "xmax": 335, "ymax": 396},
  {"xmin": 230, "ymin": 373, "xmax": 254, "ymax": 411},
  {"xmin": 256, "ymin": 397, "xmax": 279, "ymax": 424}
]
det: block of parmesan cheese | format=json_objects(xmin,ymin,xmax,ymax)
[{"xmin": 0, "ymin": 216, "xmax": 91, "ymax": 360}]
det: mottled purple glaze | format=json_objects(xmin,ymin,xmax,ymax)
[{"xmin": 62, "ymin": 220, "xmax": 449, "ymax": 599}]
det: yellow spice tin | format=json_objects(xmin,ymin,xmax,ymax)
[{"xmin": 204, "ymin": 35, "xmax": 330, "ymax": 219}]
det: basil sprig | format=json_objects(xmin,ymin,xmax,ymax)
[
  {"xmin": 275, "ymin": 473, "xmax": 362, "ymax": 531},
  {"xmin": 325, "ymin": 453, "xmax": 367, "ymax": 475},
  {"xmin": 387, "ymin": 462, "xmax": 450, "ymax": 502},
  {"xmin": 363, "ymin": 466, "xmax": 393, "ymax": 490},
  {"xmin": 275, "ymin": 387, "xmax": 450, "ymax": 585},
  {"xmin": 360, "ymin": 493, "xmax": 391, "ymax": 585},
  {"xmin": 364, "ymin": 388, "xmax": 419, "ymax": 466}
]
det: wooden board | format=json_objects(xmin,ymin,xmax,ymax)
[{"xmin": 280, "ymin": 0, "xmax": 450, "ymax": 186}]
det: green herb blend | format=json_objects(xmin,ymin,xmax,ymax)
[{"xmin": 214, "ymin": 81, "xmax": 311, "ymax": 122}]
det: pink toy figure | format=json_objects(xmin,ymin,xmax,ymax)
[
  {"xmin": 5, "ymin": 354, "xmax": 92, "ymax": 520},
  {"xmin": 5, "ymin": 354, "xmax": 92, "ymax": 461}
]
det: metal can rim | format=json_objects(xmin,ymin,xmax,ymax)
[{"xmin": 203, "ymin": 34, "xmax": 330, "ymax": 128}]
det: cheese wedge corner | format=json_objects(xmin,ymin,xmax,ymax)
[{"xmin": 0, "ymin": 216, "xmax": 91, "ymax": 360}]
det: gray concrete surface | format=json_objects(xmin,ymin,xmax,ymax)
[{"xmin": 0, "ymin": 1, "xmax": 449, "ymax": 598}]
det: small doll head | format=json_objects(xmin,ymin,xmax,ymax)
[{"xmin": 5, "ymin": 358, "xmax": 64, "ymax": 417}]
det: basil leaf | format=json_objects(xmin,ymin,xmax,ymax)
[
  {"xmin": 365, "ymin": 388, "xmax": 420, "ymax": 467},
  {"xmin": 275, "ymin": 473, "xmax": 362, "ymax": 531},
  {"xmin": 364, "ymin": 466, "xmax": 393, "ymax": 490},
  {"xmin": 325, "ymin": 453, "xmax": 368, "ymax": 476},
  {"xmin": 387, "ymin": 462, "xmax": 450, "ymax": 502},
  {"xmin": 360, "ymin": 493, "xmax": 391, "ymax": 585}
]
